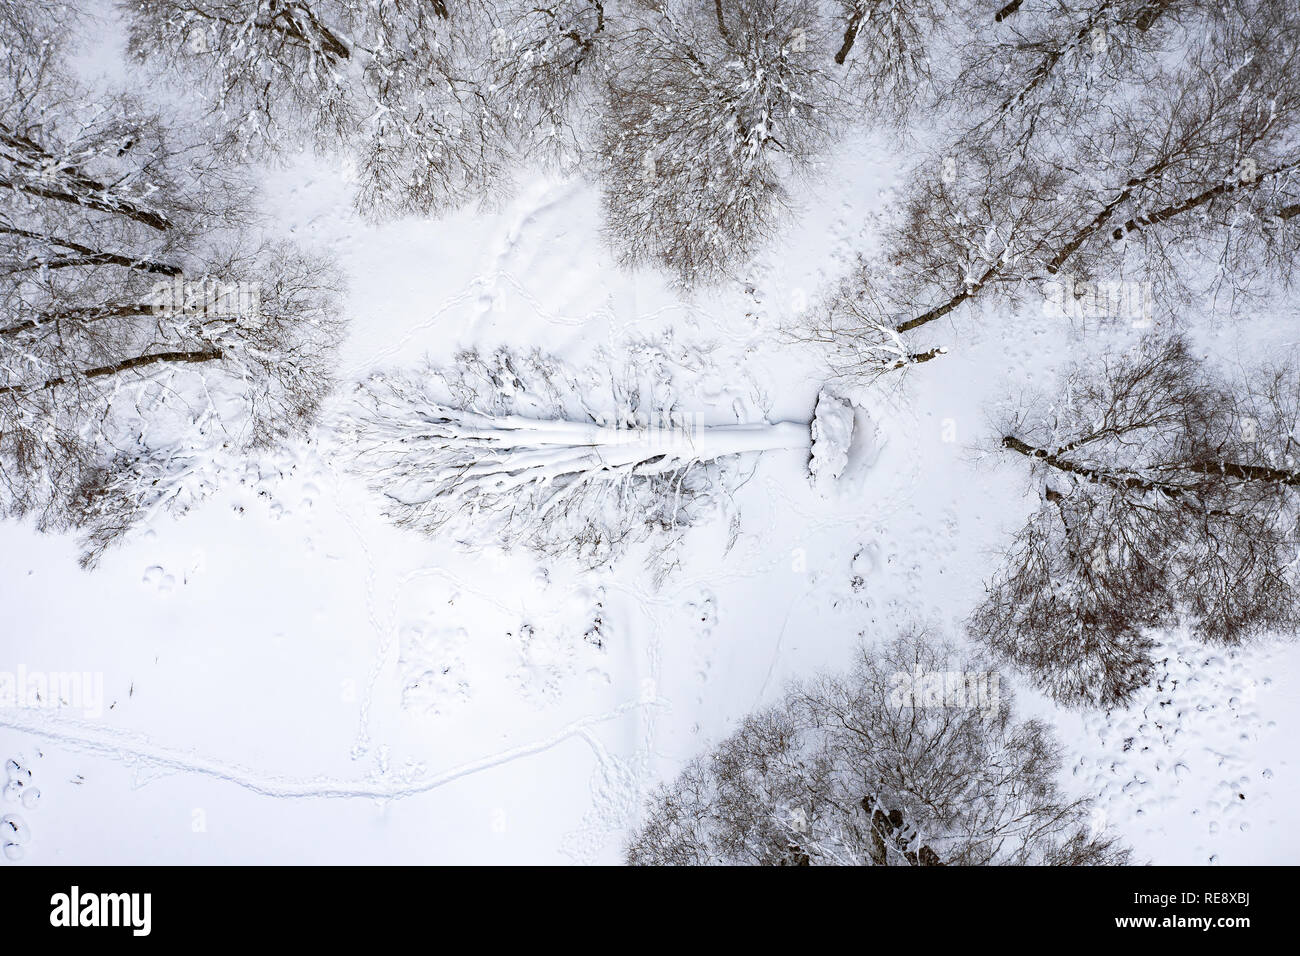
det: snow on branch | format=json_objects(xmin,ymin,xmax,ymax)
[{"xmin": 342, "ymin": 344, "xmax": 817, "ymax": 575}]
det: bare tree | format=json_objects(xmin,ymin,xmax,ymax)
[
  {"xmin": 955, "ymin": 0, "xmax": 1214, "ymax": 147},
  {"xmin": 627, "ymin": 627, "xmax": 1130, "ymax": 865},
  {"xmin": 123, "ymin": 0, "xmax": 362, "ymax": 155},
  {"xmin": 830, "ymin": 0, "xmax": 945, "ymax": 121},
  {"xmin": 810, "ymin": 0, "xmax": 1300, "ymax": 378},
  {"xmin": 123, "ymin": 0, "xmax": 612, "ymax": 219},
  {"xmin": 124, "ymin": 1, "xmax": 506, "ymax": 217},
  {"xmin": 355, "ymin": 0, "xmax": 551, "ymax": 220},
  {"xmin": 484, "ymin": 0, "xmax": 611, "ymax": 164},
  {"xmin": 801, "ymin": 146, "xmax": 1072, "ymax": 377},
  {"xmin": 596, "ymin": 0, "xmax": 841, "ymax": 285},
  {"xmin": 971, "ymin": 335, "xmax": 1300, "ymax": 706},
  {"xmin": 124, "ymin": 0, "xmax": 941, "ymax": 259},
  {"xmin": 1, "ymin": 8, "xmax": 344, "ymax": 563},
  {"xmin": 341, "ymin": 344, "xmax": 816, "ymax": 576}
]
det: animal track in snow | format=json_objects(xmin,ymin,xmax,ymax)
[
  {"xmin": 1071, "ymin": 632, "xmax": 1283, "ymax": 864},
  {"xmin": 397, "ymin": 625, "xmax": 471, "ymax": 716},
  {"xmin": 2, "ymin": 755, "xmax": 40, "ymax": 861},
  {"xmin": 141, "ymin": 565, "xmax": 176, "ymax": 592}
]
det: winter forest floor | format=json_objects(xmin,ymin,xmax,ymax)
[{"xmin": 1, "ymin": 3, "xmax": 1298, "ymax": 865}]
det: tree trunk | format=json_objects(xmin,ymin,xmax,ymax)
[{"xmin": 0, "ymin": 348, "xmax": 223, "ymax": 396}]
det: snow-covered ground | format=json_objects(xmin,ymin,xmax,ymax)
[{"xmin": 1, "ymin": 4, "xmax": 1297, "ymax": 866}]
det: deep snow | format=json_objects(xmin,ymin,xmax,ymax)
[{"xmin": 1, "ymin": 1, "xmax": 1297, "ymax": 866}]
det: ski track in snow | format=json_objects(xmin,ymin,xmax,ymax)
[{"xmin": 0, "ymin": 697, "xmax": 665, "ymax": 803}]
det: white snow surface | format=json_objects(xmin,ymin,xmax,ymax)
[{"xmin": 0, "ymin": 3, "xmax": 1297, "ymax": 866}]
